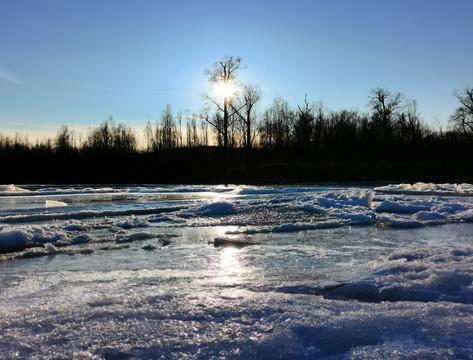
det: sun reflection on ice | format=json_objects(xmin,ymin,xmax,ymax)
[
  {"xmin": 219, "ymin": 247, "xmax": 241, "ymax": 275},
  {"xmin": 215, "ymin": 230, "xmax": 250, "ymax": 288}
]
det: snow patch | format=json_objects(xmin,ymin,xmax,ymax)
[
  {"xmin": 196, "ymin": 201, "xmax": 237, "ymax": 216},
  {"xmin": 322, "ymin": 248, "xmax": 473, "ymax": 304},
  {"xmin": 45, "ymin": 199, "xmax": 68, "ymax": 208},
  {"xmin": 115, "ymin": 216, "xmax": 149, "ymax": 229},
  {"xmin": 375, "ymin": 182, "xmax": 473, "ymax": 195},
  {"xmin": 0, "ymin": 184, "xmax": 29, "ymax": 193}
]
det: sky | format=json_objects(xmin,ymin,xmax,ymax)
[{"xmin": 1, "ymin": 0, "xmax": 472, "ymax": 142}]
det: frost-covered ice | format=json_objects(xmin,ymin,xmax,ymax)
[
  {"xmin": 1, "ymin": 183, "xmax": 473, "ymax": 359},
  {"xmin": 374, "ymin": 181, "xmax": 473, "ymax": 195}
]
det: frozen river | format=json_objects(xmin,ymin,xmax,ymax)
[{"xmin": 1, "ymin": 183, "xmax": 473, "ymax": 359}]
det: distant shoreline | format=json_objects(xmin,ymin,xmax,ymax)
[{"xmin": 2, "ymin": 153, "xmax": 472, "ymax": 185}]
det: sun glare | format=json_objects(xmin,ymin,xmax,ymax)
[{"xmin": 212, "ymin": 81, "xmax": 237, "ymax": 100}]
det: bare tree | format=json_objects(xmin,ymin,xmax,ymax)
[
  {"xmin": 204, "ymin": 55, "xmax": 245, "ymax": 150},
  {"xmin": 113, "ymin": 123, "xmax": 137, "ymax": 152},
  {"xmin": 199, "ymin": 108, "xmax": 224, "ymax": 146},
  {"xmin": 185, "ymin": 113, "xmax": 200, "ymax": 147},
  {"xmin": 450, "ymin": 86, "xmax": 473, "ymax": 135},
  {"xmin": 403, "ymin": 99, "xmax": 425, "ymax": 147},
  {"xmin": 258, "ymin": 110, "xmax": 274, "ymax": 149},
  {"xmin": 294, "ymin": 94, "xmax": 314, "ymax": 149},
  {"xmin": 144, "ymin": 120, "xmax": 154, "ymax": 151},
  {"xmin": 368, "ymin": 88, "xmax": 405, "ymax": 147},
  {"xmin": 177, "ymin": 111, "xmax": 183, "ymax": 148},
  {"xmin": 269, "ymin": 97, "xmax": 294, "ymax": 149},
  {"xmin": 313, "ymin": 100, "xmax": 326, "ymax": 152},
  {"xmin": 55, "ymin": 125, "xmax": 75, "ymax": 154},
  {"xmin": 200, "ymin": 118, "xmax": 209, "ymax": 146},
  {"xmin": 86, "ymin": 117, "xmax": 137, "ymax": 153},
  {"xmin": 160, "ymin": 104, "xmax": 178, "ymax": 151},
  {"xmin": 87, "ymin": 116, "xmax": 115, "ymax": 151},
  {"xmin": 232, "ymin": 83, "xmax": 262, "ymax": 150}
]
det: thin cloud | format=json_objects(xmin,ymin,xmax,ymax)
[
  {"xmin": 0, "ymin": 68, "xmax": 22, "ymax": 85},
  {"xmin": 71, "ymin": 82, "xmax": 179, "ymax": 95}
]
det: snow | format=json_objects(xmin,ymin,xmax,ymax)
[
  {"xmin": 375, "ymin": 182, "xmax": 473, "ymax": 195},
  {"xmin": 374, "ymin": 198, "xmax": 431, "ymax": 213},
  {"xmin": 323, "ymin": 247, "xmax": 473, "ymax": 304},
  {"xmin": 0, "ymin": 227, "xmax": 32, "ymax": 251},
  {"xmin": 114, "ymin": 215, "xmax": 149, "ymax": 229},
  {"xmin": 45, "ymin": 199, "xmax": 68, "ymax": 208},
  {"xmin": 196, "ymin": 201, "xmax": 237, "ymax": 216},
  {"xmin": 0, "ymin": 184, "xmax": 29, "ymax": 193}
]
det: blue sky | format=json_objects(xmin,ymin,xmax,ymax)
[{"xmin": 1, "ymin": 0, "xmax": 472, "ymax": 140}]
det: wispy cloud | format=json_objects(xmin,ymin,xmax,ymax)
[
  {"xmin": 0, "ymin": 68, "xmax": 22, "ymax": 85},
  {"xmin": 70, "ymin": 82, "xmax": 179, "ymax": 95}
]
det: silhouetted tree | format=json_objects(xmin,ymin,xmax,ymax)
[
  {"xmin": 87, "ymin": 117, "xmax": 114, "ymax": 151},
  {"xmin": 160, "ymin": 104, "xmax": 178, "ymax": 151},
  {"xmin": 450, "ymin": 86, "xmax": 473, "ymax": 135},
  {"xmin": 396, "ymin": 99, "xmax": 426, "ymax": 150},
  {"xmin": 324, "ymin": 109, "xmax": 360, "ymax": 159},
  {"xmin": 200, "ymin": 109, "xmax": 223, "ymax": 146},
  {"xmin": 200, "ymin": 118, "xmax": 209, "ymax": 146},
  {"xmin": 112, "ymin": 123, "xmax": 137, "ymax": 152},
  {"xmin": 271, "ymin": 97, "xmax": 294, "ymax": 150},
  {"xmin": 185, "ymin": 113, "xmax": 200, "ymax": 147},
  {"xmin": 232, "ymin": 83, "xmax": 262, "ymax": 150},
  {"xmin": 368, "ymin": 88, "xmax": 405, "ymax": 149},
  {"xmin": 55, "ymin": 125, "xmax": 75, "ymax": 154},
  {"xmin": 312, "ymin": 101, "xmax": 327, "ymax": 157},
  {"xmin": 294, "ymin": 95, "xmax": 314, "ymax": 151},
  {"xmin": 86, "ymin": 117, "xmax": 137, "ymax": 153},
  {"xmin": 144, "ymin": 120, "xmax": 155, "ymax": 151},
  {"xmin": 204, "ymin": 55, "xmax": 245, "ymax": 151},
  {"xmin": 258, "ymin": 110, "xmax": 274, "ymax": 150},
  {"xmin": 177, "ymin": 111, "xmax": 183, "ymax": 148},
  {"xmin": 258, "ymin": 97, "xmax": 294, "ymax": 152}
]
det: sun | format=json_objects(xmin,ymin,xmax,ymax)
[{"xmin": 212, "ymin": 81, "xmax": 237, "ymax": 101}]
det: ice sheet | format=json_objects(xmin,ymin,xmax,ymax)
[{"xmin": 1, "ymin": 183, "xmax": 473, "ymax": 358}]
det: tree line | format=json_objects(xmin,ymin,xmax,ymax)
[{"xmin": 1, "ymin": 55, "xmax": 472, "ymax": 183}]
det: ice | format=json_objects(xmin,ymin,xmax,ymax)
[
  {"xmin": 320, "ymin": 248, "xmax": 473, "ymax": 304},
  {"xmin": 414, "ymin": 210, "xmax": 447, "ymax": 223},
  {"xmin": 374, "ymin": 198, "xmax": 431, "ymax": 213},
  {"xmin": 0, "ymin": 184, "xmax": 29, "ymax": 193},
  {"xmin": 0, "ymin": 227, "xmax": 32, "ymax": 251},
  {"xmin": 1, "ymin": 184, "xmax": 473, "ymax": 358},
  {"xmin": 237, "ymin": 186, "xmax": 329, "ymax": 195},
  {"xmin": 115, "ymin": 231, "xmax": 155, "ymax": 243},
  {"xmin": 454, "ymin": 209, "xmax": 473, "ymax": 222},
  {"xmin": 45, "ymin": 199, "xmax": 68, "ymax": 208},
  {"xmin": 64, "ymin": 220, "xmax": 90, "ymax": 231},
  {"xmin": 114, "ymin": 215, "xmax": 149, "ymax": 229},
  {"xmin": 375, "ymin": 182, "xmax": 473, "ymax": 195},
  {"xmin": 72, "ymin": 233, "xmax": 94, "ymax": 244},
  {"xmin": 44, "ymin": 243, "xmax": 57, "ymax": 253},
  {"xmin": 272, "ymin": 221, "xmax": 343, "ymax": 233},
  {"xmin": 313, "ymin": 190, "xmax": 374, "ymax": 209},
  {"xmin": 377, "ymin": 214, "xmax": 425, "ymax": 228},
  {"xmin": 212, "ymin": 236, "xmax": 259, "ymax": 248},
  {"xmin": 196, "ymin": 201, "xmax": 237, "ymax": 216}
]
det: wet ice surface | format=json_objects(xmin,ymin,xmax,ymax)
[{"xmin": 1, "ymin": 183, "xmax": 473, "ymax": 359}]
